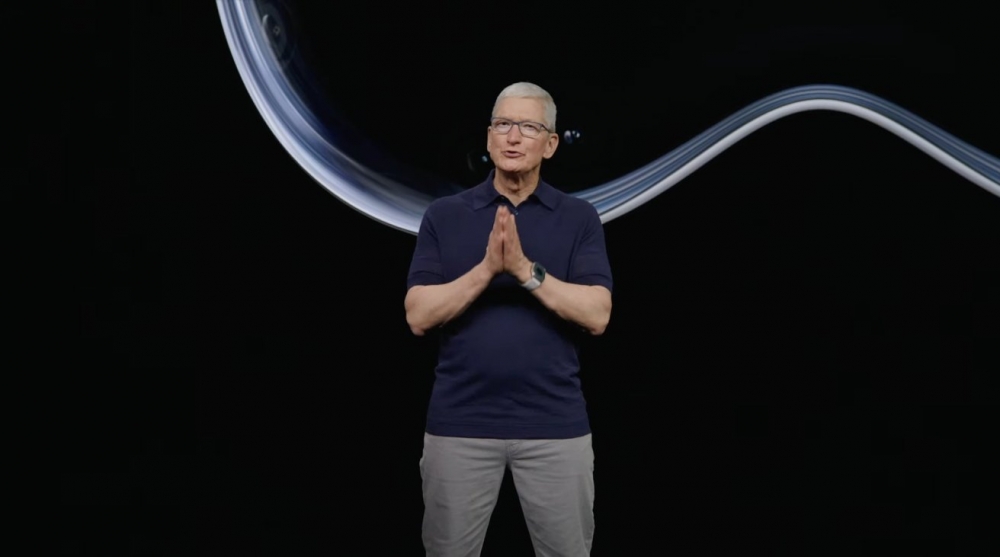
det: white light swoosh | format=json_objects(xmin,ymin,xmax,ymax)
[{"xmin": 217, "ymin": 0, "xmax": 1000, "ymax": 235}]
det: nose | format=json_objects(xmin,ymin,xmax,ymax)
[{"xmin": 505, "ymin": 123, "xmax": 523, "ymax": 142}]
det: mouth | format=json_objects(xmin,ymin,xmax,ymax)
[{"xmin": 503, "ymin": 151, "xmax": 523, "ymax": 158}]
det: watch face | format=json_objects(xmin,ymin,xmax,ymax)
[{"xmin": 533, "ymin": 263, "xmax": 546, "ymax": 281}]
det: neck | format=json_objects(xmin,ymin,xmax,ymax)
[{"xmin": 493, "ymin": 168, "xmax": 539, "ymax": 206}]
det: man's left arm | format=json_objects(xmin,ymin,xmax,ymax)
[
  {"xmin": 516, "ymin": 264, "xmax": 612, "ymax": 335},
  {"xmin": 506, "ymin": 205, "xmax": 613, "ymax": 336}
]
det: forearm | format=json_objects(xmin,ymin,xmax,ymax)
[
  {"xmin": 531, "ymin": 275, "xmax": 612, "ymax": 336},
  {"xmin": 405, "ymin": 263, "xmax": 494, "ymax": 336}
]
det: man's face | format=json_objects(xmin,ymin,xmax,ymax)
[{"xmin": 487, "ymin": 97, "xmax": 559, "ymax": 176}]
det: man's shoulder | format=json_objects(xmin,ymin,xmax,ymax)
[
  {"xmin": 425, "ymin": 187, "xmax": 478, "ymax": 216},
  {"xmin": 545, "ymin": 185, "xmax": 600, "ymax": 218},
  {"xmin": 557, "ymin": 191, "xmax": 595, "ymax": 210}
]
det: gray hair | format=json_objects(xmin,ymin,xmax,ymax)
[{"xmin": 492, "ymin": 82, "xmax": 557, "ymax": 132}]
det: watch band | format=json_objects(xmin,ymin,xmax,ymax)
[
  {"xmin": 520, "ymin": 261, "xmax": 544, "ymax": 291},
  {"xmin": 521, "ymin": 276, "xmax": 542, "ymax": 291}
]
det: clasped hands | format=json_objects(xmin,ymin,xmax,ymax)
[{"xmin": 483, "ymin": 204, "xmax": 532, "ymax": 283}]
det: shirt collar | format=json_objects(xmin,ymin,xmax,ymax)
[{"xmin": 471, "ymin": 169, "xmax": 558, "ymax": 211}]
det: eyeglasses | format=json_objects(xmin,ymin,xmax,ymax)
[{"xmin": 490, "ymin": 117, "xmax": 551, "ymax": 138}]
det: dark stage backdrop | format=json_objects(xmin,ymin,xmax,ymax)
[{"xmin": 61, "ymin": 2, "xmax": 998, "ymax": 555}]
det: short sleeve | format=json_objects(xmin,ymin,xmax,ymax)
[
  {"xmin": 406, "ymin": 207, "xmax": 445, "ymax": 289},
  {"xmin": 569, "ymin": 203, "xmax": 613, "ymax": 292}
]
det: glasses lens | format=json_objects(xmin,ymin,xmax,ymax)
[
  {"xmin": 492, "ymin": 119, "xmax": 546, "ymax": 137},
  {"xmin": 520, "ymin": 122, "xmax": 542, "ymax": 137}
]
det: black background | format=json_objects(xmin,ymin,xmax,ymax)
[{"xmin": 60, "ymin": 1, "xmax": 998, "ymax": 555}]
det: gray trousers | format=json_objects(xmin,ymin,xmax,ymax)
[{"xmin": 420, "ymin": 432, "xmax": 595, "ymax": 557}]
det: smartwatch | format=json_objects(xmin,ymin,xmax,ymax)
[{"xmin": 521, "ymin": 261, "xmax": 546, "ymax": 291}]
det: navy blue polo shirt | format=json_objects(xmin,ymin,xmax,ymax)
[{"xmin": 407, "ymin": 170, "xmax": 613, "ymax": 439}]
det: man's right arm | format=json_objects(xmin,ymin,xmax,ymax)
[
  {"xmin": 406, "ymin": 204, "xmax": 505, "ymax": 336},
  {"xmin": 405, "ymin": 262, "xmax": 494, "ymax": 336}
]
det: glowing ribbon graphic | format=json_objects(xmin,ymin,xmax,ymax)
[{"xmin": 218, "ymin": 0, "xmax": 1000, "ymax": 234}]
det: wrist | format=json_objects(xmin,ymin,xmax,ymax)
[
  {"xmin": 475, "ymin": 262, "xmax": 496, "ymax": 284},
  {"xmin": 516, "ymin": 259, "xmax": 533, "ymax": 284},
  {"xmin": 519, "ymin": 260, "xmax": 546, "ymax": 292}
]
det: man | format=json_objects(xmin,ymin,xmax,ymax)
[{"xmin": 405, "ymin": 81, "xmax": 613, "ymax": 556}]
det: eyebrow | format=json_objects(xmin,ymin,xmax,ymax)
[{"xmin": 494, "ymin": 117, "xmax": 545, "ymax": 125}]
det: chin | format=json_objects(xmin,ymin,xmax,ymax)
[{"xmin": 496, "ymin": 161, "xmax": 534, "ymax": 174}]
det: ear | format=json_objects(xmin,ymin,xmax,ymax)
[{"xmin": 542, "ymin": 132, "xmax": 559, "ymax": 159}]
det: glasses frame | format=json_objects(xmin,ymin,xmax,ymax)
[{"xmin": 489, "ymin": 117, "xmax": 552, "ymax": 138}]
